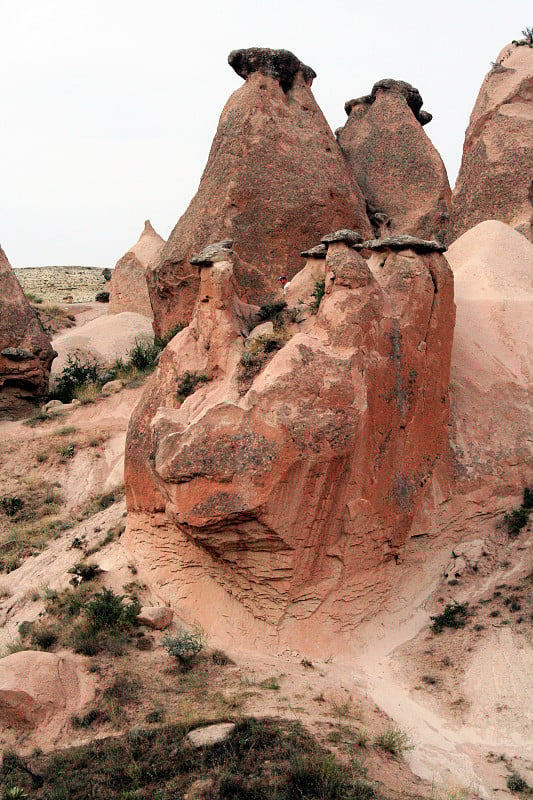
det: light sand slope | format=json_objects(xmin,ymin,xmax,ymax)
[{"xmin": 51, "ymin": 311, "xmax": 154, "ymax": 386}]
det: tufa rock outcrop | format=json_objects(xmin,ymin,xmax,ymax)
[
  {"xmin": 446, "ymin": 220, "xmax": 532, "ymax": 498},
  {"xmin": 147, "ymin": 47, "xmax": 371, "ymax": 339},
  {"xmin": 0, "ymin": 246, "xmax": 55, "ymax": 419},
  {"xmin": 337, "ymin": 79, "xmax": 451, "ymax": 240},
  {"xmin": 109, "ymin": 220, "xmax": 165, "ymax": 318},
  {"xmin": 124, "ymin": 235, "xmax": 454, "ymax": 648},
  {"xmin": 450, "ymin": 41, "xmax": 533, "ymax": 242}
]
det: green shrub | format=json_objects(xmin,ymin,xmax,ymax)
[
  {"xmin": 523, "ymin": 487, "xmax": 533, "ymax": 509},
  {"xmin": 54, "ymin": 354, "xmax": 102, "ymax": 403},
  {"xmin": 28, "ymin": 623, "xmax": 58, "ymax": 651},
  {"xmin": 84, "ymin": 588, "xmax": 138, "ymax": 632},
  {"xmin": 239, "ymin": 331, "xmax": 287, "ymax": 382},
  {"xmin": 95, "ymin": 291, "xmax": 109, "ymax": 303},
  {"xmin": 127, "ymin": 339, "xmax": 161, "ymax": 372},
  {"xmin": 68, "ymin": 562, "xmax": 101, "ymax": 585},
  {"xmin": 507, "ymin": 771, "xmax": 530, "ymax": 792},
  {"xmin": 430, "ymin": 603, "xmax": 469, "ymax": 633},
  {"xmin": 505, "ymin": 507, "xmax": 530, "ymax": 537},
  {"xmin": 162, "ymin": 628, "xmax": 205, "ymax": 665},
  {"xmin": 0, "ymin": 497, "xmax": 24, "ymax": 517},
  {"xmin": 311, "ymin": 279, "xmax": 326, "ymax": 311},
  {"xmin": 375, "ymin": 727, "xmax": 413, "ymax": 755},
  {"xmin": 176, "ymin": 371, "xmax": 210, "ymax": 403}
]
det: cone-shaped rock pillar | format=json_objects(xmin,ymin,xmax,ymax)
[{"xmin": 147, "ymin": 47, "xmax": 371, "ymax": 338}]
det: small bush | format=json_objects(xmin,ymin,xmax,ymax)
[
  {"xmin": 211, "ymin": 649, "xmax": 234, "ymax": 666},
  {"xmin": 127, "ymin": 339, "xmax": 161, "ymax": 372},
  {"xmin": 176, "ymin": 371, "xmax": 210, "ymax": 403},
  {"xmin": 376, "ymin": 727, "xmax": 413, "ymax": 755},
  {"xmin": 95, "ymin": 291, "xmax": 109, "ymax": 303},
  {"xmin": 505, "ymin": 507, "xmax": 529, "ymax": 537},
  {"xmin": 431, "ymin": 603, "xmax": 469, "ymax": 633},
  {"xmin": 54, "ymin": 354, "xmax": 102, "ymax": 403},
  {"xmin": 311, "ymin": 279, "xmax": 326, "ymax": 312},
  {"xmin": 507, "ymin": 771, "xmax": 530, "ymax": 792},
  {"xmin": 29, "ymin": 624, "xmax": 58, "ymax": 651},
  {"xmin": 68, "ymin": 561, "xmax": 101, "ymax": 585},
  {"xmin": 0, "ymin": 497, "xmax": 24, "ymax": 517},
  {"xmin": 84, "ymin": 588, "xmax": 138, "ymax": 632},
  {"xmin": 162, "ymin": 628, "xmax": 205, "ymax": 665},
  {"xmin": 523, "ymin": 487, "xmax": 533, "ymax": 509}
]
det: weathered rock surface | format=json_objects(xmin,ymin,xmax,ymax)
[
  {"xmin": 337, "ymin": 79, "xmax": 451, "ymax": 240},
  {"xmin": 0, "ymin": 246, "xmax": 55, "ymax": 419},
  {"xmin": 451, "ymin": 41, "xmax": 533, "ymax": 242},
  {"xmin": 446, "ymin": 221, "xmax": 533, "ymax": 493},
  {"xmin": 50, "ymin": 311, "xmax": 154, "ymax": 387},
  {"xmin": 125, "ymin": 238, "xmax": 454, "ymax": 648},
  {"xmin": 0, "ymin": 651, "xmax": 91, "ymax": 729},
  {"xmin": 109, "ymin": 220, "xmax": 165, "ymax": 318},
  {"xmin": 14, "ymin": 266, "xmax": 108, "ymax": 303},
  {"xmin": 147, "ymin": 47, "xmax": 370, "ymax": 338}
]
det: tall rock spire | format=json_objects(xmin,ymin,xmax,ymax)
[
  {"xmin": 337, "ymin": 79, "xmax": 451, "ymax": 241},
  {"xmin": 147, "ymin": 47, "xmax": 370, "ymax": 338},
  {"xmin": 450, "ymin": 40, "xmax": 533, "ymax": 242}
]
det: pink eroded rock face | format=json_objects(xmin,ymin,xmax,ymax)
[
  {"xmin": 0, "ymin": 651, "xmax": 90, "ymax": 729},
  {"xmin": 125, "ymin": 239, "xmax": 454, "ymax": 644},
  {"xmin": 109, "ymin": 220, "xmax": 165, "ymax": 318},
  {"xmin": 337, "ymin": 80, "xmax": 451, "ymax": 240},
  {"xmin": 147, "ymin": 48, "xmax": 371, "ymax": 339},
  {"xmin": 450, "ymin": 41, "xmax": 533, "ymax": 242},
  {"xmin": 0, "ymin": 245, "xmax": 55, "ymax": 419}
]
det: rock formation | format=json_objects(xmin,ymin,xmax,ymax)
[
  {"xmin": 0, "ymin": 651, "xmax": 92, "ymax": 729},
  {"xmin": 147, "ymin": 47, "xmax": 371, "ymax": 339},
  {"xmin": 337, "ymin": 79, "xmax": 451, "ymax": 240},
  {"xmin": 109, "ymin": 220, "xmax": 165, "ymax": 318},
  {"xmin": 0, "ymin": 246, "xmax": 55, "ymax": 419},
  {"xmin": 124, "ymin": 234, "xmax": 454, "ymax": 647},
  {"xmin": 446, "ymin": 221, "xmax": 532, "ymax": 499},
  {"xmin": 450, "ymin": 41, "xmax": 533, "ymax": 242}
]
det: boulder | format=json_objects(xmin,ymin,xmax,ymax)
[
  {"xmin": 101, "ymin": 379, "xmax": 124, "ymax": 396},
  {"xmin": 186, "ymin": 723, "xmax": 235, "ymax": 748},
  {"xmin": 137, "ymin": 606, "xmax": 173, "ymax": 630},
  {"xmin": 147, "ymin": 47, "xmax": 370, "ymax": 338},
  {"xmin": 124, "ymin": 236, "xmax": 454, "ymax": 648},
  {"xmin": 50, "ymin": 311, "xmax": 154, "ymax": 387},
  {"xmin": 451, "ymin": 41, "xmax": 533, "ymax": 242},
  {"xmin": 0, "ymin": 246, "xmax": 55, "ymax": 419},
  {"xmin": 0, "ymin": 651, "xmax": 90, "ymax": 729},
  {"xmin": 337, "ymin": 79, "xmax": 451, "ymax": 240},
  {"xmin": 109, "ymin": 220, "xmax": 165, "ymax": 318}
]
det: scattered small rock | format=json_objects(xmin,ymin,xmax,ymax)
[
  {"xmin": 186, "ymin": 722, "xmax": 236, "ymax": 749},
  {"xmin": 137, "ymin": 606, "xmax": 173, "ymax": 630}
]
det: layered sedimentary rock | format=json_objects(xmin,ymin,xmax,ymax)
[
  {"xmin": 446, "ymin": 221, "xmax": 533, "ymax": 494},
  {"xmin": 337, "ymin": 79, "xmax": 451, "ymax": 240},
  {"xmin": 125, "ymin": 236, "xmax": 454, "ymax": 647},
  {"xmin": 0, "ymin": 246, "xmax": 55, "ymax": 419},
  {"xmin": 109, "ymin": 221, "xmax": 165, "ymax": 318},
  {"xmin": 451, "ymin": 41, "xmax": 533, "ymax": 242},
  {"xmin": 147, "ymin": 47, "xmax": 371, "ymax": 338}
]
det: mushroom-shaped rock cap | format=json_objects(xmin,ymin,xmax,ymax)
[
  {"xmin": 228, "ymin": 48, "xmax": 316, "ymax": 91},
  {"xmin": 321, "ymin": 229, "xmax": 363, "ymax": 246},
  {"xmin": 357, "ymin": 235, "xmax": 447, "ymax": 253},
  {"xmin": 190, "ymin": 240, "xmax": 234, "ymax": 267},
  {"xmin": 300, "ymin": 243, "xmax": 328, "ymax": 259},
  {"xmin": 345, "ymin": 79, "xmax": 432, "ymax": 125}
]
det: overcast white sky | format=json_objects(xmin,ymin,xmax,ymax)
[{"xmin": 2, "ymin": 0, "xmax": 531, "ymax": 267}]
